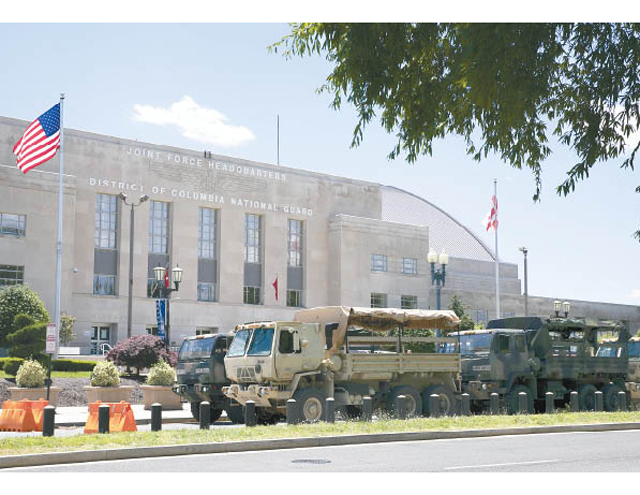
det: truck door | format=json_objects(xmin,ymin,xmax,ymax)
[
  {"xmin": 493, "ymin": 334, "xmax": 529, "ymax": 382},
  {"xmin": 275, "ymin": 326, "xmax": 302, "ymax": 381}
]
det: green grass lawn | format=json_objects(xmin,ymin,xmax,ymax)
[
  {"xmin": 0, "ymin": 371, "xmax": 92, "ymax": 379},
  {"xmin": 1, "ymin": 410, "xmax": 639, "ymax": 457}
]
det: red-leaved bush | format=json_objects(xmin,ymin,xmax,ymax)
[{"xmin": 106, "ymin": 335, "xmax": 177, "ymax": 374}]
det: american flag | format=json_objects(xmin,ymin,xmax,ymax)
[
  {"xmin": 13, "ymin": 103, "xmax": 61, "ymax": 174},
  {"xmin": 483, "ymin": 194, "xmax": 498, "ymax": 232}
]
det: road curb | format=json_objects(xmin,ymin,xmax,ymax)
[{"xmin": 2, "ymin": 421, "xmax": 640, "ymax": 469}]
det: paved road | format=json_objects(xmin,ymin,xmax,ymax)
[{"xmin": 7, "ymin": 429, "xmax": 640, "ymax": 472}]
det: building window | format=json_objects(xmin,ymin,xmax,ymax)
[
  {"xmin": 146, "ymin": 325, "xmax": 158, "ymax": 336},
  {"xmin": 503, "ymin": 311, "xmax": 516, "ymax": 318},
  {"xmin": 371, "ymin": 292, "xmax": 387, "ymax": 308},
  {"xmin": 93, "ymin": 275, "xmax": 116, "ymax": 295},
  {"xmin": 245, "ymin": 213, "xmax": 261, "ymax": 263},
  {"xmin": 0, "ymin": 213, "xmax": 26, "ymax": 237},
  {"xmin": 476, "ymin": 309, "xmax": 489, "ymax": 324},
  {"xmin": 401, "ymin": 258, "xmax": 417, "ymax": 275},
  {"xmin": 287, "ymin": 289, "xmax": 303, "ymax": 308},
  {"xmin": 90, "ymin": 325, "xmax": 111, "ymax": 355},
  {"xmin": 0, "ymin": 265, "xmax": 24, "ymax": 287},
  {"xmin": 94, "ymin": 194, "xmax": 118, "ymax": 249},
  {"xmin": 287, "ymin": 219, "xmax": 303, "ymax": 267},
  {"xmin": 198, "ymin": 282, "xmax": 216, "ymax": 302},
  {"xmin": 401, "ymin": 295, "xmax": 418, "ymax": 309},
  {"xmin": 198, "ymin": 208, "xmax": 216, "ymax": 259},
  {"xmin": 149, "ymin": 201, "xmax": 170, "ymax": 254},
  {"xmin": 196, "ymin": 327, "xmax": 218, "ymax": 336},
  {"xmin": 371, "ymin": 254, "xmax": 387, "ymax": 272},
  {"xmin": 244, "ymin": 286, "xmax": 261, "ymax": 305}
]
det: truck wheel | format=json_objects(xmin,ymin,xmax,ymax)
[
  {"xmin": 293, "ymin": 388, "xmax": 326, "ymax": 422},
  {"xmin": 387, "ymin": 386, "xmax": 422, "ymax": 417},
  {"xmin": 506, "ymin": 384, "xmax": 534, "ymax": 414},
  {"xmin": 190, "ymin": 402, "xmax": 222, "ymax": 423},
  {"xmin": 225, "ymin": 403, "xmax": 245, "ymax": 424},
  {"xmin": 578, "ymin": 384, "xmax": 597, "ymax": 411},
  {"xmin": 602, "ymin": 383, "xmax": 625, "ymax": 411},
  {"xmin": 422, "ymin": 385, "xmax": 455, "ymax": 416}
]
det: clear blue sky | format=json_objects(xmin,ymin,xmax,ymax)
[{"xmin": 1, "ymin": 22, "xmax": 639, "ymax": 307}]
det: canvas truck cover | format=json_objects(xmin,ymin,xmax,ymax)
[{"xmin": 294, "ymin": 306, "xmax": 460, "ymax": 354}]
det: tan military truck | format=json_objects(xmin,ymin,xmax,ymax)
[{"xmin": 222, "ymin": 306, "xmax": 461, "ymax": 423}]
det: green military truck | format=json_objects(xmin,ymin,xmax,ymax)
[
  {"xmin": 172, "ymin": 333, "xmax": 245, "ymax": 424},
  {"xmin": 455, "ymin": 316, "xmax": 629, "ymax": 413},
  {"xmin": 222, "ymin": 306, "xmax": 461, "ymax": 423},
  {"xmin": 626, "ymin": 337, "xmax": 640, "ymax": 409}
]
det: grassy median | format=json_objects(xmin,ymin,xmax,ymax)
[{"xmin": 1, "ymin": 410, "xmax": 640, "ymax": 457}]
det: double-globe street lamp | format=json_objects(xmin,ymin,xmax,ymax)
[
  {"xmin": 152, "ymin": 264, "xmax": 183, "ymax": 349},
  {"xmin": 554, "ymin": 300, "xmax": 571, "ymax": 318},
  {"xmin": 119, "ymin": 193, "xmax": 149, "ymax": 339},
  {"xmin": 428, "ymin": 248, "xmax": 449, "ymax": 338}
]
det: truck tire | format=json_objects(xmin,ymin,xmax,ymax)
[
  {"xmin": 506, "ymin": 384, "xmax": 533, "ymax": 414},
  {"xmin": 387, "ymin": 386, "xmax": 422, "ymax": 417},
  {"xmin": 602, "ymin": 383, "xmax": 625, "ymax": 411},
  {"xmin": 293, "ymin": 387, "xmax": 326, "ymax": 422},
  {"xmin": 422, "ymin": 385, "xmax": 455, "ymax": 416},
  {"xmin": 225, "ymin": 403, "xmax": 245, "ymax": 424},
  {"xmin": 190, "ymin": 402, "xmax": 223, "ymax": 423},
  {"xmin": 578, "ymin": 384, "xmax": 598, "ymax": 411}
]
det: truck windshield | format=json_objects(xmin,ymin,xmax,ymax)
[
  {"xmin": 628, "ymin": 341, "xmax": 640, "ymax": 358},
  {"xmin": 247, "ymin": 327, "xmax": 274, "ymax": 356},
  {"xmin": 227, "ymin": 329, "xmax": 252, "ymax": 357},
  {"xmin": 178, "ymin": 337, "xmax": 215, "ymax": 361},
  {"xmin": 460, "ymin": 334, "xmax": 493, "ymax": 356}
]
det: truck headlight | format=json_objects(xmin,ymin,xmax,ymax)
[{"xmin": 482, "ymin": 383, "xmax": 488, "ymax": 390}]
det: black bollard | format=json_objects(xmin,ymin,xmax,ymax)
[
  {"xmin": 286, "ymin": 399, "xmax": 298, "ymax": 425},
  {"xmin": 490, "ymin": 393, "xmax": 499, "ymax": 415},
  {"xmin": 518, "ymin": 392, "xmax": 528, "ymax": 414},
  {"xmin": 461, "ymin": 393, "xmax": 470, "ymax": 416},
  {"xmin": 545, "ymin": 392, "xmax": 554, "ymax": 414},
  {"xmin": 362, "ymin": 396, "xmax": 373, "ymax": 422},
  {"xmin": 618, "ymin": 391, "xmax": 627, "ymax": 412},
  {"xmin": 570, "ymin": 391, "xmax": 579, "ymax": 412},
  {"xmin": 245, "ymin": 400, "xmax": 256, "ymax": 427},
  {"xmin": 98, "ymin": 404, "xmax": 110, "ymax": 434},
  {"xmin": 42, "ymin": 405, "xmax": 55, "ymax": 437},
  {"xmin": 429, "ymin": 394, "xmax": 440, "ymax": 418},
  {"xmin": 151, "ymin": 403, "xmax": 162, "ymax": 432},
  {"xmin": 325, "ymin": 397, "xmax": 335, "ymax": 423},
  {"xmin": 595, "ymin": 391, "xmax": 604, "ymax": 412},
  {"xmin": 396, "ymin": 395, "xmax": 407, "ymax": 420},
  {"xmin": 199, "ymin": 401, "xmax": 210, "ymax": 429}
]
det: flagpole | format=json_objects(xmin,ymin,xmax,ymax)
[
  {"xmin": 494, "ymin": 178, "xmax": 500, "ymax": 319},
  {"xmin": 53, "ymin": 94, "xmax": 65, "ymax": 362}
]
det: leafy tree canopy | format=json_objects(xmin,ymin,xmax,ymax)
[
  {"xmin": 0, "ymin": 285, "xmax": 50, "ymax": 347},
  {"xmin": 273, "ymin": 23, "xmax": 640, "ymax": 238},
  {"xmin": 448, "ymin": 295, "xmax": 476, "ymax": 331}
]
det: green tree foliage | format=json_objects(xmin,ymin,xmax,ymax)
[
  {"xmin": 59, "ymin": 313, "xmax": 77, "ymax": 345},
  {"xmin": 274, "ymin": 23, "xmax": 640, "ymax": 239},
  {"xmin": 448, "ymin": 295, "xmax": 476, "ymax": 330},
  {"xmin": 7, "ymin": 322, "xmax": 47, "ymax": 359},
  {"xmin": 0, "ymin": 285, "xmax": 49, "ymax": 347}
]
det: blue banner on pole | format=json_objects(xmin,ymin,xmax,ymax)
[{"xmin": 155, "ymin": 299, "xmax": 166, "ymax": 341}]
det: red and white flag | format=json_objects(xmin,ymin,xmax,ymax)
[
  {"xmin": 483, "ymin": 195, "xmax": 498, "ymax": 232},
  {"xmin": 13, "ymin": 103, "xmax": 61, "ymax": 173},
  {"xmin": 272, "ymin": 275, "xmax": 279, "ymax": 301}
]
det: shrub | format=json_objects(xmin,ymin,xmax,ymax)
[
  {"xmin": 90, "ymin": 361, "xmax": 120, "ymax": 387},
  {"xmin": 14, "ymin": 314, "xmax": 36, "ymax": 330},
  {"xmin": 146, "ymin": 359, "xmax": 176, "ymax": 386},
  {"xmin": 7, "ymin": 322, "xmax": 47, "ymax": 359},
  {"xmin": 52, "ymin": 359, "xmax": 96, "ymax": 372},
  {"xmin": 0, "ymin": 285, "xmax": 49, "ymax": 347},
  {"xmin": 59, "ymin": 314, "xmax": 76, "ymax": 345},
  {"xmin": 15, "ymin": 359, "xmax": 46, "ymax": 388},
  {"xmin": 3, "ymin": 358, "xmax": 24, "ymax": 376},
  {"xmin": 106, "ymin": 335, "xmax": 177, "ymax": 375}
]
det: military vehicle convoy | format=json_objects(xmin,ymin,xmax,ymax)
[
  {"xmin": 222, "ymin": 306, "xmax": 461, "ymax": 422},
  {"xmin": 454, "ymin": 316, "xmax": 630, "ymax": 413},
  {"xmin": 172, "ymin": 333, "xmax": 245, "ymax": 424}
]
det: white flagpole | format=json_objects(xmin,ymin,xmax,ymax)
[
  {"xmin": 494, "ymin": 179, "xmax": 500, "ymax": 319},
  {"xmin": 53, "ymin": 93, "xmax": 65, "ymax": 361}
]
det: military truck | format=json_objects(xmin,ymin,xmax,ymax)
[
  {"xmin": 454, "ymin": 316, "xmax": 629, "ymax": 413},
  {"xmin": 172, "ymin": 333, "xmax": 245, "ymax": 424},
  {"xmin": 626, "ymin": 337, "xmax": 640, "ymax": 409},
  {"xmin": 222, "ymin": 306, "xmax": 461, "ymax": 423}
]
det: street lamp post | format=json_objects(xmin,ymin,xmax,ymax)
[
  {"xmin": 428, "ymin": 248, "xmax": 449, "ymax": 337},
  {"xmin": 153, "ymin": 264, "xmax": 183, "ymax": 349},
  {"xmin": 119, "ymin": 193, "xmax": 149, "ymax": 339},
  {"xmin": 519, "ymin": 247, "xmax": 529, "ymax": 316}
]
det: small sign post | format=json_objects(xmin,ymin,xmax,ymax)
[{"xmin": 45, "ymin": 323, "xmax": 56, "ymax": 401}]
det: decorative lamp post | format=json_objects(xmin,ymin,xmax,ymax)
[
  {"xmin": 553, "ymin": 300, "xmax": 562, "ymax": 317},
  {"xmin": 119, "ymin": 193, "xmax": 149, "ymax": 339},
  {"xmin": 518, "ymin": 247, "xmax": 529, "ymax": 316},
  {"xmin": 429, "ymin": 248, "xmax": 449, "ymax": 337},
  {"xmin": 563, "ymin": 301, "xmax": 571, "ymax": 318},
  {"xmin": 153, "ymin": 264, "xmax": 183, "ymax": 349}
]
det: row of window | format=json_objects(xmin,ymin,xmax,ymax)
[
  {"xmin": 371, "ymin": 293, "xmax": 418, "ymax": 309},
  {"xmin": 371, "ymin": 254, "xmax": 418, "ymax": 275}
]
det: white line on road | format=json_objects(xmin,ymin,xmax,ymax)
[{"xmin": 443, "ymin": 459, "xmax": 561, "ymax": 470}]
